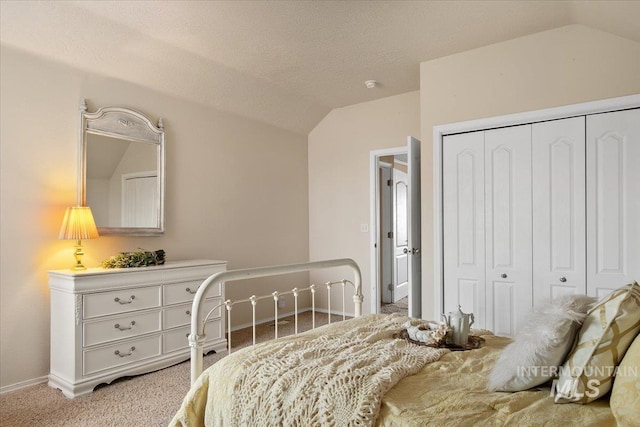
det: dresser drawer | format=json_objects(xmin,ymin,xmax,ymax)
[
  {"xmin": 163, "ymin": 298, "xmax": 222, "ymax": 329},
  {"xmin": 163, "ymin": 280, "xmax": 222, "ymax": 305},
  {"xmin": 83, "ymin": 310, "xmax": 162, "ymax": 347},
  {"xmin": 163, "ymin": 320, "xmax": 222, "ymax": 354},
  {"xmin": 83, "ymin": 286, "xmax": 161, "ymax": 319},
  {"xmin": 83, "ymin": 335, "xmax": 162, "ymax": 376}
]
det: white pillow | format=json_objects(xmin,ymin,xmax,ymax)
[{"xmin": 487, "ymin": 294, "xmax": 595, "ymax": 392}]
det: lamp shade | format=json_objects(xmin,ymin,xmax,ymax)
[{"xmin": 59, "ymin": 206, "xmax": 99, "ymax": 240}]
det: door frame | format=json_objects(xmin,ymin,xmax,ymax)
[
  {"xmin": 432, "ymin": 94, "xmax": 640, "ymax": 320},
  {"xmin": 370, "ymin": 146, "xmax": 418, "ymax": 315}
]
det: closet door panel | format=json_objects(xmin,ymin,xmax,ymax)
[
  {"xmin": 484, "ymin": 125, "xmax": 532, "ymax": 336},
  {"xmin": 532, "ymin": 117, "xmax": 586, "ymax": 304},
  {"xmin": 587, "ymin": 108, "xmax": 640, "ymax": 296},
  {"xmin": 442, "ymin": 132, "xmax": 486, "ymax": 327}
]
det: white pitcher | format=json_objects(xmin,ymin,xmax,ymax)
[{"xmin": 441, "ymin": 305, "xmax": 475, "ymax": 347}]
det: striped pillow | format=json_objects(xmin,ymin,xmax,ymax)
[{"xmin": 554, "ymin": 282, "xmax": 640, "ymax": 404}]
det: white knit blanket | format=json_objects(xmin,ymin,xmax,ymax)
[{"xmin": 229, "ymin": 315, "xmax": 448, "ymax": 426}]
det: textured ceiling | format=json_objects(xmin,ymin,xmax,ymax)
[{"xmin": 1, "ymin": 1, "xmax": 639, "ymax": 135}]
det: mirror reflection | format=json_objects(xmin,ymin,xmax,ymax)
[{"xmin": 86, "ymin": 133, "xmax": 159, "ymax": 228}]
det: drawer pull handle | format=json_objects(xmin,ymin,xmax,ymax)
[
  {"xmin": 185, "ymin": 287, "xmax": 197, "ymax": 294},
  {"xmin": 560, "ymin": 276, "xmax": 567, "ymax": 282},
  {"xmin": 114, "ymin": 346, "xmax": 135, "ymax": 357},
  {"xmin": 114, "ymin": 296, "xmax": 136, "ymax": 304},
  {"xmin": 114, "ymin": 321, "xmax": 136, "ymax": 331},
  {"xmin": 186, "ymin": 310, "xmax": 191, "ymax": 316}
]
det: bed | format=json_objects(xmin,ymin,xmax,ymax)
[{"xmin": 170, "ymin": 260, "xmax": 638, "ymax": 427}]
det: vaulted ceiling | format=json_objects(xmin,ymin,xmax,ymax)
[{"xmin": 2, "ymin": 1, "xmax": 639, "ymax": 134}]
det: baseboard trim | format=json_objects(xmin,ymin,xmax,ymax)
[
  {"xmin": 315, "ymin": 307, "xmax": 356, "ymax": 318},
  {"xmin": 0, "ymin": 375, "xmax": 48, "ymax": 395},
  {"xmin": 228, "ymin": 308, "xmax": 303, "ymax": 332}
]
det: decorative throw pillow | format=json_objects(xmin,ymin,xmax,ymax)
[
  {"xmin": 487, "ymin": 294, "xmax": 595, "ymax": 392},
  {"xmin": 554, "ymin": 282, "xmax": 640, "ymax": 404},
  {"xmin": 610, "ymin": 333, "xmax": 640, "ymax": 427}
]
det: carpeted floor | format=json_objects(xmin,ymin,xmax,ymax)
[
  {"xmin": 0, "ymin": 311, "xmax": 344, "ymax": 426},
  {"xmin": 381, "ymin": 296, "xmax": 408, "ymax": 315}
]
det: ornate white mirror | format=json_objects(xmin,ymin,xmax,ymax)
[{"xmin": 78, "ymin": 99, "xmax": 165, "ymax": 236}]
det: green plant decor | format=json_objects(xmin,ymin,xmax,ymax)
[{"xmin": 101, "ymin": 249, "xmax": 166, "ymax": 269}]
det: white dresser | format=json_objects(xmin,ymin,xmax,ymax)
[{"xmin": 48, "ymin": 259, "xmax": 227, "ymax": 398}]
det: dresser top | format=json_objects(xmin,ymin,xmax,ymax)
[{"xmin": 49, "ymin": 259, "xmax": 226, "ymax": 278}]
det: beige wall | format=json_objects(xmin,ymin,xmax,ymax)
[
  {"xmin": 420, "ymin": 25, "xmax": 640, "ymax": 319},
  {"xmin": 0, "ymin": 47, "xmax": 309, "ymax": 389},
  {"xmin": 308, "ymin": 91, "xmax": 421, "ymax": 314}
]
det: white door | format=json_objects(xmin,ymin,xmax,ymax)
[
  {"xmin": 380, "ymin": 166, "xmax": 394, "ymax": 304},
  {"xmin": 587, "ymin": 108, "xmax": 640, "ymax": 297},
  {"xmin": 444, "ymin": 126, "xmax": 532, "ymax": 335},
  {"xmin": 407, "ymin": 137, "xmax": 422, "ymax": 317},
  {"xmin": 484, "ymin": 125, "xmax": 532, "ymax": 337},
  {"xmin": 532, "ymin": 117, "xmax": 586, "ymax": 304},
  {"xmin": 393, "ymin": 168, "xmax": 409, "ymax": 302},
  {"xmin": 443, "ymin": 131, "xmax": 486, "ymax": 327},
  {"xmin": 122, "ymin": 173, "xmax": 158, "ymax": 227}
]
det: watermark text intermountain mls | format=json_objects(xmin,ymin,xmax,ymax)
[
  {"xmin": 515, "ymin": 365, "xmax": 638, "ymax": 401},
  {"xmin": 517, "ymin": 365, "xmax": 638, "ymax": 379}
]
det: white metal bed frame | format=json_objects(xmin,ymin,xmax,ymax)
[{"xmin": 188, "ymin": 258, "xmax": 363, "ymax": 384}]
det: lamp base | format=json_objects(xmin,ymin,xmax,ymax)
[{"xmin": 72, "ymin": 240, "xmax": 87, "ymax": 270}]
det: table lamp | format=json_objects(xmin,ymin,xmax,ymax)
[{"xmin": 59, "ymin": 206, "xmax": 99, "ymax": 270}]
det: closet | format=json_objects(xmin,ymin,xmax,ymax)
[{"xmin": 440, "ymin": 105, "xmax": 639, "ymax": 337}]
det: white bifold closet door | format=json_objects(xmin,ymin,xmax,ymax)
[
  {"xmin": 586, "ymin": 108, "xmax": 640, "ymax": 297},
  {"xmin": 484, "ymin": 126, "xmax": 532, "ymax": 337},
  {"xmin": 443, "ymin": 125, "xmax": 532, "ymax": 335},
  {"xmin": 532, "ymin": 117, "xmax": 586, "ymax": 305},
  {"xmin": 443, "ymin": 131, "xmax": 486, "ymax": 328}
]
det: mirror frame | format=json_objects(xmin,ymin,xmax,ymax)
[{"xmin": 78, "ymin": 99, "xmax": 165, "ymax": 236}]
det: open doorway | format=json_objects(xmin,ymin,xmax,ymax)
[
  {"xmin": 378, "ymin": 155, "xmax": 409, "ymax": 314},
  {"xmin": 370, "ymin": 137, "xmax": 421, "ymax": 318}
]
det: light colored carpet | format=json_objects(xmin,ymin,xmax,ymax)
[
  {"xmin": 381, "ymin": 296, "xmax": 408, "ymax": 315},
  {"xmin": 0, "ymin": 311, "xmax": 344, "ymax": 426}
]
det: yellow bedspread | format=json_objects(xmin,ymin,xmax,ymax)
[
  {"xmin": 379, "ymin": 334, "xmax": 615, "ymax": 426},
  {"xmin": 171, "ymin": 314, "xmax": 615, "ymax": 427}
]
